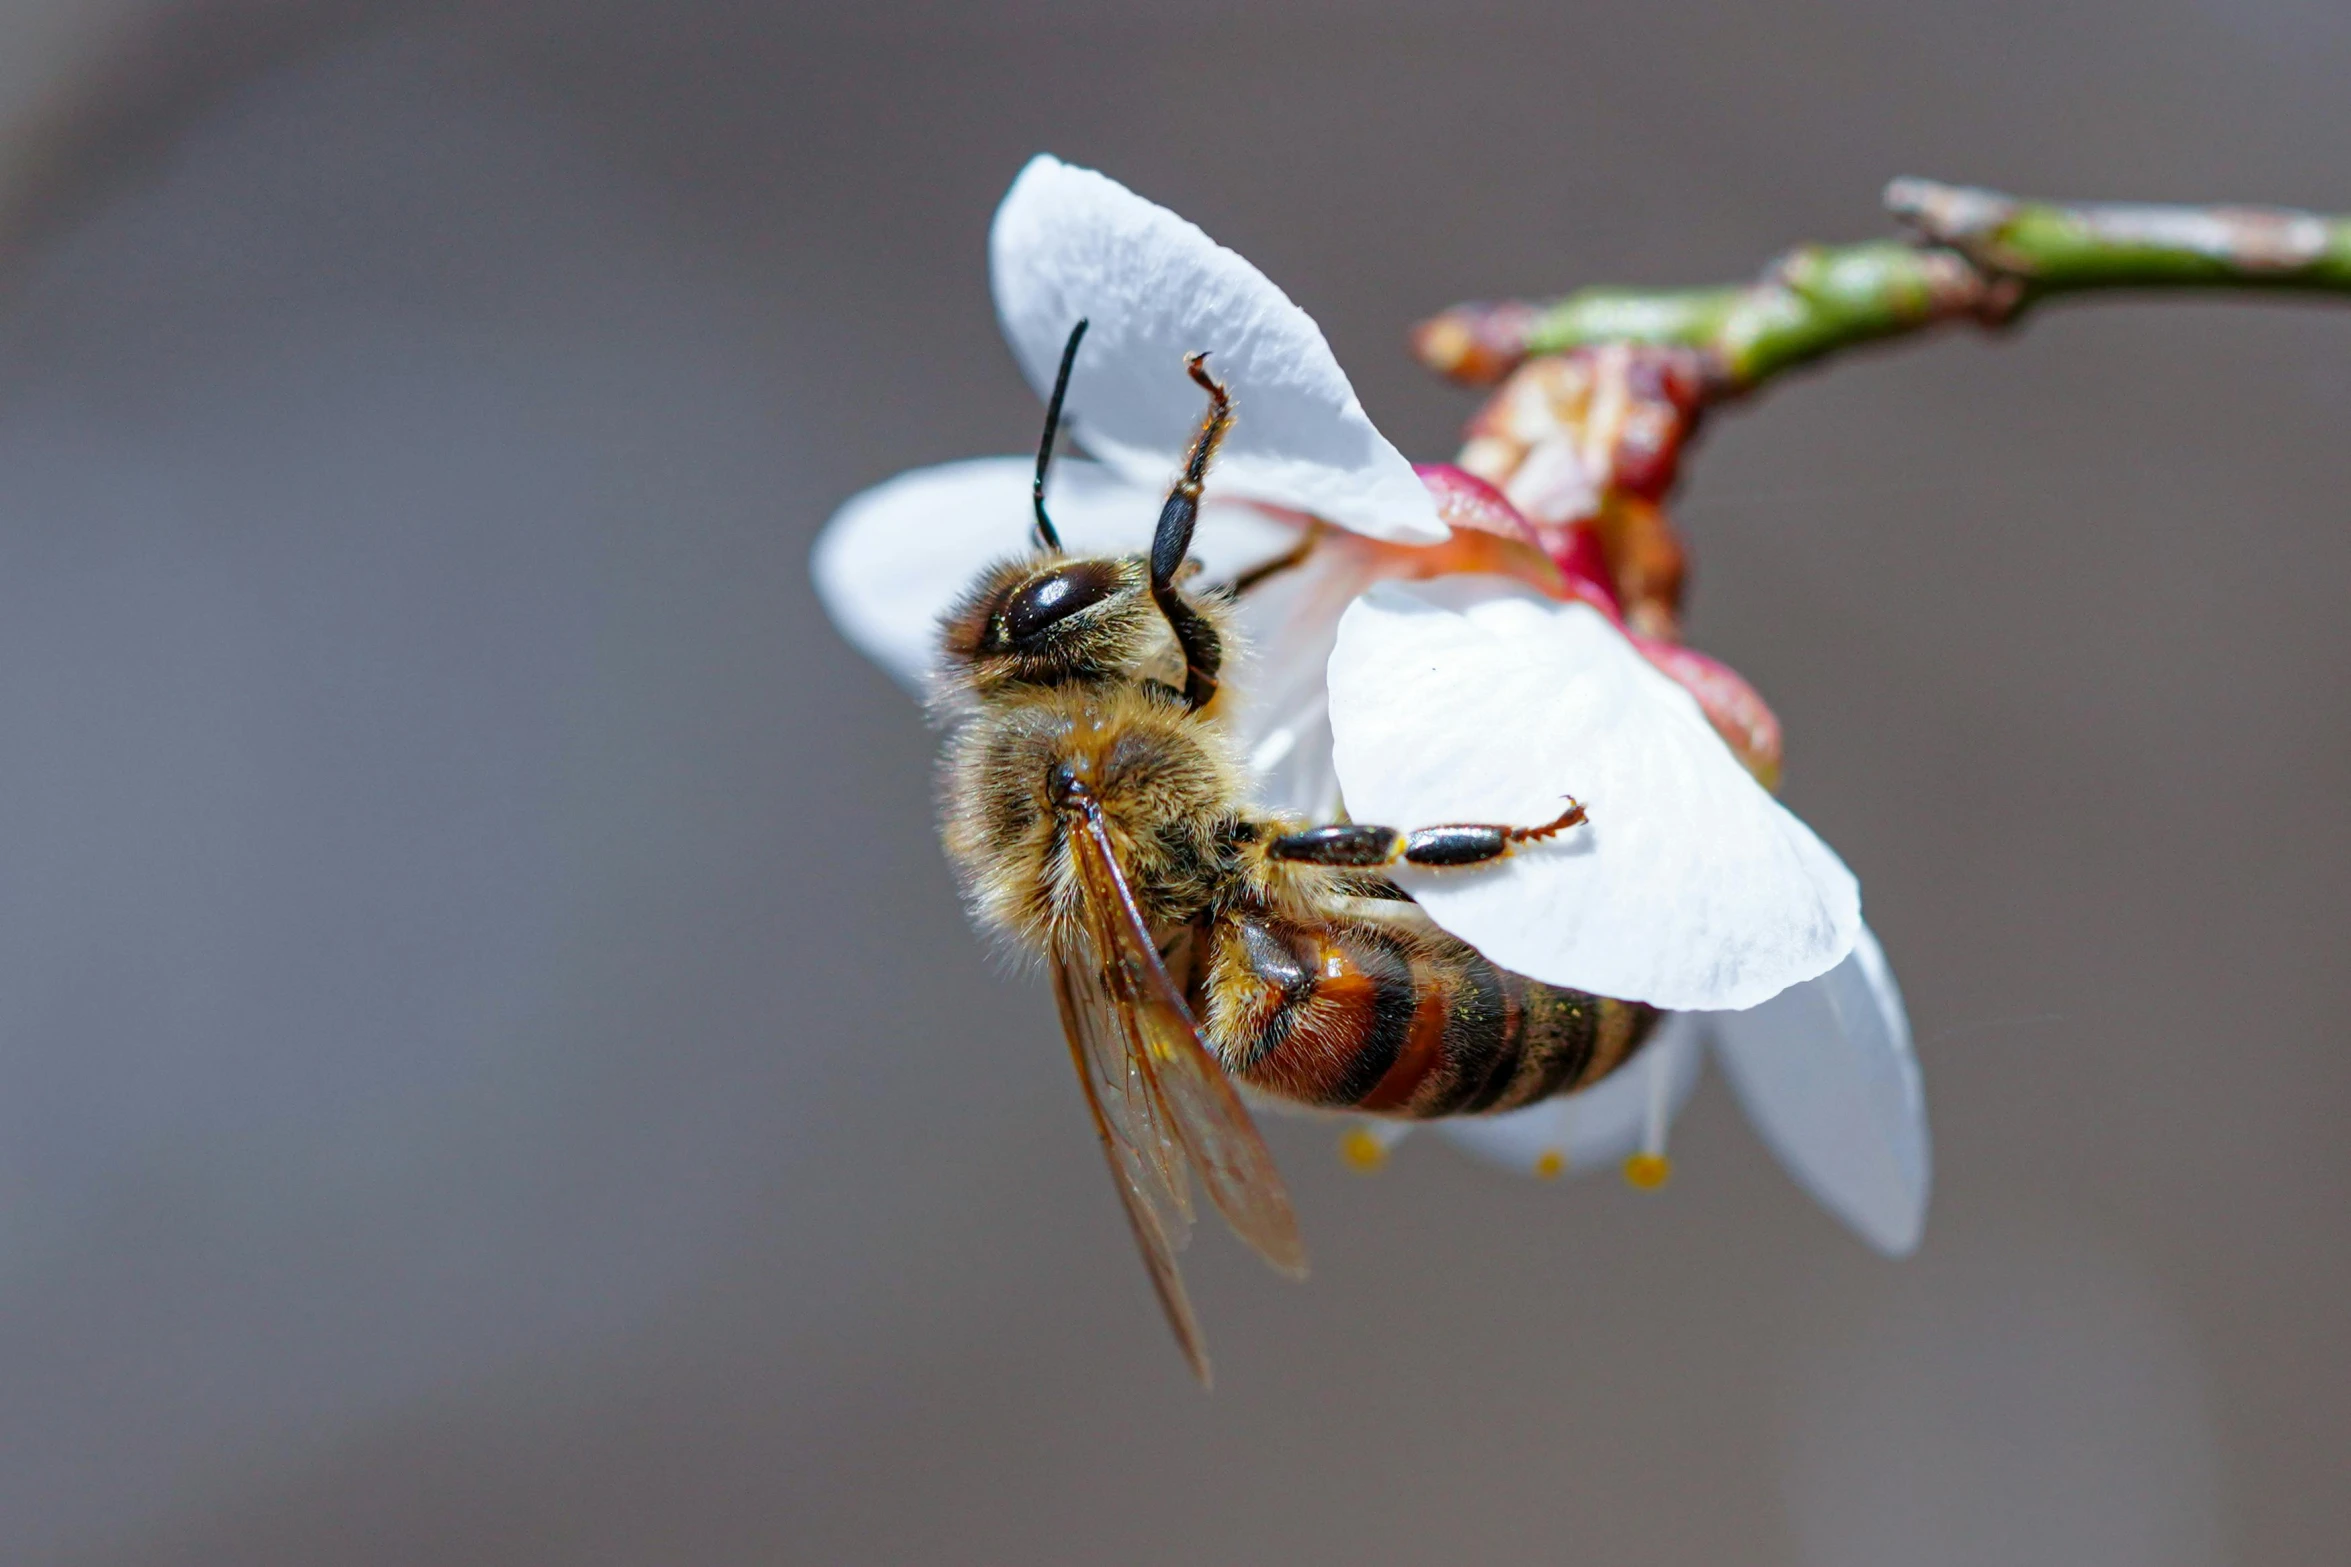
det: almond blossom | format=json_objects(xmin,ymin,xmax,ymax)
[{"xmin": 812, "ymin": 153, "xmax": 1929, "ymax": 1254}]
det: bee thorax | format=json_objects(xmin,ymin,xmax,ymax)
[{"xmin": 939, "ymin": 684, "xmax": 1249, "ymax": 950}]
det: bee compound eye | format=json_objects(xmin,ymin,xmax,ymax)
[{"xmin": 999, "ymin": 560, "xmax": 1123, "ymax": 647}]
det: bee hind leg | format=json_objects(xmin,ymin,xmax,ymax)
[{"xmin": 1267, "ymin": 799, "xmax": 1587, "ymax": 870}]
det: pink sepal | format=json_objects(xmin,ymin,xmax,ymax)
[
  {"xmin": 1416, "ymin": 463, "xmax": 1619, "ymax": 614},
  {"xmin": 1633, "ymin": 638, "xmax": 1785, "ymax": 789}
]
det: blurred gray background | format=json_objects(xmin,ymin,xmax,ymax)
[{"xmin": 1, "ymin": 2, "xmax": 2345, "ymax": 1563}]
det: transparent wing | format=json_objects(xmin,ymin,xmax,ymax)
[
  {"xmin": 1053, "ymin": 914, "xmax": 1191, "ymax": 1248},
  {"xmin": 1064, "ymin": 806, "xmax": 1307, "ymax": 1279},
  {"xmin": 1053, "ymin": 954, "xmax": 1209, "ymax": 1383}
]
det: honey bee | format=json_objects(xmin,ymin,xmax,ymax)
[{"xmin": 938, "ymin": 322, "xmax": 1659, "ymax": 1383}]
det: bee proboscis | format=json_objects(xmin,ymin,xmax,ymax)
[{"xmin": 936, "ymin": 322, "xmax": 1659, "ymax": 1383}]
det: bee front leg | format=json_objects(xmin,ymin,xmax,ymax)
[
  {"xmin": 1267, "ymin": 799, "xmax": 1587, "ymax": 869},
  {"xmin": 1217, "ymin": 524, "xmax": 1319, "ymax": 598}
]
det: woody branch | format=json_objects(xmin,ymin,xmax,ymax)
[
  {"xmin": 1412, "ymin": 178, "xmax": 2351, "ymax": 398},
  {"xmin": 1410, "ymin": 176, "xmax": 2351, "ymax": 702}
]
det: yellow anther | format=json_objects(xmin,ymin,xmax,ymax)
[
  {"xmin": 1533, "ymin": 1149, "xmax": 1566, "ymax": 1180},
  {"xmin": 1622, "ymin": 1152, "xmax": 1673, "ymax": 1190},
  {"xmin": 1340, "ymin": 1126, "xmax": 1390, "ymax": 1173}
]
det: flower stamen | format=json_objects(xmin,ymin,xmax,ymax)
[
  {"xmin": 1339, "ymin": 1119, "xmax": 1410, "ymax": 1172},
  {"xmin": 1622, "ymin": 1044, "xmax": 1675, "ymax": 1190}
]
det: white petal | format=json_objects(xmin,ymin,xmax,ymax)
[
  {"xmin": 1227, "ymin": 546, "xmax": 1389, "ymax": 818},
  {"xmin": 1326, "ymin": 579, "xmax": 1860, "ymax": 1011},
  {"xmin": 811, "ymin": 455, "xmax": 1295, "ymax": 692},
  {"xmin": 1437, "ymin": 1015, "xmax": 1705, "ymax": 1176},
  {"xmin": 1706, "ymin": 924, "xmax": 1930, "ymax": 1255},
  {"xmin": 989, "ymin": 155, "xmax": 1444, "ymax": 545}
]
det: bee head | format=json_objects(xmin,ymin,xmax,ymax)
[
  {"xmin": 940, "ymin": 553, "xmax": 1173, "ymax": 693},
  {"xmin": 938, "ymin": 318, "xmax": 1232, "ymax": 709}
]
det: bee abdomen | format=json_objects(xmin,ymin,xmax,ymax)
[{"xmin": 1195, "ymin": 912, "xmax": 1658, "ymax": 1119}]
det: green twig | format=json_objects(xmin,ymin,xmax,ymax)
[{"xmin": 1413, "ymin": 178, "xmax": 2351, "ymax": 397}]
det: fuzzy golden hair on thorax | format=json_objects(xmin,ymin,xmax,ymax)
[{"xmin": 939, "ymin": 678, "xmax": 1254, "ymax": 951}]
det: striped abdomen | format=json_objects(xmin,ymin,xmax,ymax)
[{"xmin": 1190, "ymin": 909, "xmax": 1659, "ymax": 1118}]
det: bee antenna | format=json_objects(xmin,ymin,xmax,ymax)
[{"xmin": 1031, "ymin": 318, "xmax": 1088, "ymax": 552}]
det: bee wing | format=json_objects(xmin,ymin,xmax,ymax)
[
  {"xmin": 1053, "ymin": 954, "xmax": 1210, "ymax": 1384},
  {"xmin": 1064, "ymin": 805, "xmax": 1309, "ymax": 1280},
  {"xmin": 1053, "ymin": 917, "xmax": 1192, "ymax": 1246}
]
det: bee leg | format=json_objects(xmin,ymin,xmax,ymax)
[
  {"xmin": 1217, "ymin": 523, "xmax": 1320, "ymax": 598},
  {"xmin": 1150, "ymin": 354, "xmax": 1233, "ymax": 711},
  {"xmin": 1268, "ymin": 799, "xmax": 1587, "ymax": 869},
  {"xmin": 1265, "ymin": 823, "xmax": 1405, "ymax": 866}
]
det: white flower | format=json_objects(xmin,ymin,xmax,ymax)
[
  {"xmin": 1424, "ymin": 924, "xmax": 1928, "ymax": 1255},
  {"xmin": 812, "ymin": 153, "xmax": 1929, "ymax": 1254},
  {"xmin": 988, "ymin": 155, "xmax": 1446, "ymax": 546}
]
